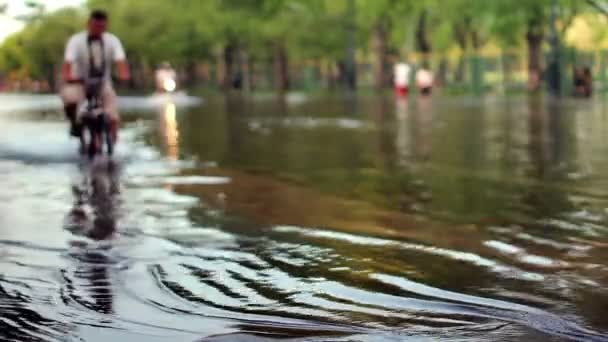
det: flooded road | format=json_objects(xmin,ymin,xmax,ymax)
[{"xmin": 0, "ymin": 93, "xmax": 607, "ymax": 341}]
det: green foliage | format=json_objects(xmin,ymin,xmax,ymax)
[
  {"xmin": 0, "ymin": 8, "xmax": 83, "ymax": 79},
  {"xmin": 0, "ymin": 0, "xmax": 604, "ymax": 87},
  {"xmin": 488, "ymin": 0, "xmax": 582, "ymax": 47}
]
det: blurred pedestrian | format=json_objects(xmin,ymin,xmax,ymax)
[
  {"xmin": 416, "ymin": 68, "xmax": 434, "ymax": 95},
  {"xmin": 573, "ymin": 66, "xmax": 592, "ymax": 98},
  {"xmin": 393, "ymin": 62, "xmax": 411, "ymax": 97},
  {"xmin": 155, "ymin": 61, "xmax": 177, "ymax": 93}
]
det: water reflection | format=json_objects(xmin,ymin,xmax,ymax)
[
  {"xmin": 394, "ymin": 96, "xmax": 433, "ymax": 168},
  {"xmin": 2, "ymin": 94, "xmax": 608, "ymax": 340},
  {"xmin": 159, "ymin": 102, "xmax": 180, "ymax": 161},
  {"xmin": 0, "ymin": 276, "xmax": 71, "ymax": 340},
  {"xmin": 525, "ymin": 96, "xmax": 576, "ymax": 219},
  {"xmin": 225, "ymin": 95, "xmax": 249, "ymax": 166},
  {"xmin": 499, "ymin": 98, "xmax": 516, "ymax": 173},
  {"xmin": 65, "ymin": 161, "xmax": 120, "ymax": 316},
  {"xmin": 395, "ymin": 97, "xmax": 410, "ymax": 168},
  {"xmin": 415, "ymin": 95, "xmax": 434, "ymax": 164},
  {"xmin": 528, "ymin": 95, "xmax": 554, "ymax": 179}
]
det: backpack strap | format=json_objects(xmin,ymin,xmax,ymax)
[{"xmin": 87, "ymin": 34, "xmax": 106, "ymax": 80}]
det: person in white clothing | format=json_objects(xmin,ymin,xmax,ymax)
[
  {"xmin": 393, "ymin": 62, "xmax": 411, "ymax": 97},
  {"xmin": 155, "ymin": 62, "xmax": 177, "ymax": 93},
  {"xmin": 416, "ymin": 68, "xmax": 434, "ymax": 95},
  {"xmin": 61, "ymin": 10, "xmax": 130, "ymax": 146}
]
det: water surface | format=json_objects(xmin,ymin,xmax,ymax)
[{"xmin": 0, "ymin": 93, "xmax": 607, "ymax": 341}]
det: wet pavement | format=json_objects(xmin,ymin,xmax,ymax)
[{"xmin": 0, "ymin": 93, "xmax": 607, "ymax": 341}]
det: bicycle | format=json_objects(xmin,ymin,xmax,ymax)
[{"xmin": 80, "ymin": 79, "xmax": 114, "ymax": 158}]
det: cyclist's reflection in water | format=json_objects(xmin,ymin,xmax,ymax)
[{"xmin": 65, "ymin": 160, "xmax": 120, "ymax": 315}]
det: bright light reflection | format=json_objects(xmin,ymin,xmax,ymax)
[{"xmin": 162, "ymin": 102, "xmax": 179, "ymax": 161}]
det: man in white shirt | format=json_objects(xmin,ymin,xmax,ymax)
[{"xmin": 61, "ymin": 10, "xmax": 130, "ymax": 146}]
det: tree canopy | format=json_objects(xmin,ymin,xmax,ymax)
[{"xmin": 2, "ymin": 0, "xmax": 608, "ymax": 91}]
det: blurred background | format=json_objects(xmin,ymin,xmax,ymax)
[
  {"xmin": 2, "ymin": 1, "xmax": 608, "ymax": 341},
  {"xmin": 2, "ymin": 0, "xmax": 608, "ymax": 95}
]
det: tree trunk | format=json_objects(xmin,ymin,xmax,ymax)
[
  {"xmin": 344, "ymin": 0, "xmax": 357, "ymax": 90},
  {"xmin": 337, "ymin": 61, "xmax": 352, "ymax": 89},
  {"xmin": 129, "ymin": 57, "xmax": 146, "ymax": 89},
  {"xmin": 216, "ymin": 53, "xmax": 225, "ymax": 89},
  {"xmin": 223, "ymin": 43, "xmax": 237, "ymax": 90},
  {"xmin": 526, "ymin": 6, "xmax": 545, "ymax": 91},
  {"xmin": 527, "ymin": 21, "xmax": 544, "ymax": 91},
  {"xmin": 197, "ymin": 62, "xmax": 211, "ymax": 85},
  {"xmin": 340, "ymin": 58, "xmax": 357, "ymax": 90},
  {"xmin": 248, "ymin": 59, "xmax": 256, "ymax": 91},
  {"xmin": 274, "ymin": 43, "xmax": 289, "ymax": 91},
  {"xmin": 321, "ymin": 59, "xmax": 335, "ymax": 89},
  {"xmin": 186, "ymin": 59, "xmax": 197, "ymax": 87},
  {"xmin": 547, "ymin": 1, "xmax": 561, "ymax": 95},
  {"xmin": 471, "ymin": 30, "xmax": 486, "ymax": 51},
  {"xmin": 314, "ymin": 59, "xmax": 322, "ymax": 90},
  {"xmin": 45, "ymin": 63, "xmax": 56, "ymax": 92},
  {"xmin": 416, "ymin": 10, "xmax": 432, "ymax": 69},
  {"xmin": 453, "ymin": 18, "xmax": 469, "ymax": 83},
  {"xmin": 372, "ymin": 22, "xmax": 388, "ymax": 90},
  {"xmin": 455, "ymin": 57, "xmax": 466, "ymax": 83},
  {"xmin": 437, "ymin": 58, "xmax": 448, "ymax": 87}
]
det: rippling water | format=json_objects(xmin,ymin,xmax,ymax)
[{"xmin": 0, "ymin": 93, "xmax": 608, "ymax": 341}]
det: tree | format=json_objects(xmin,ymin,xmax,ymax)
[
  {"xmin": 0, "ymin": 8, "xmax": 83, "ymax": 89},
  {"xmin": 0, "ymin": 0, "xmax": 603, "ymax": 93},
  {"xmin": 490, "ymin": 0, "xmax": 585, "ymax": 92},
  {"xmin": 356, "ymin": 0, "xmax": 417, "ymax": 90}
]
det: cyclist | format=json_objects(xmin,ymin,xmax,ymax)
[{"xmin": 61, "ymin": 9, "xmax": 130, "ymax": 150}]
